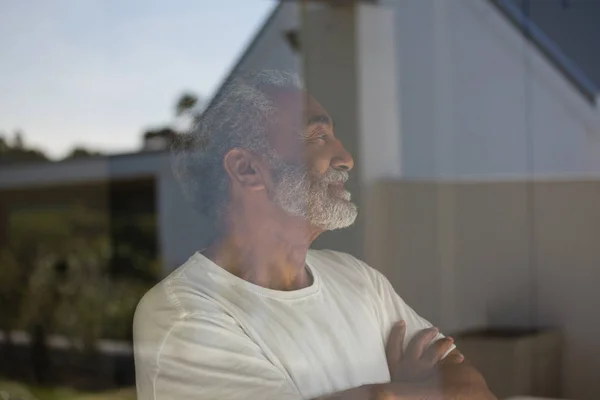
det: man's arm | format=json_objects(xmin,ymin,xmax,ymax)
[
  {"xmin": 313, "ymin": 382, "xmax": 439, "ymax": 400},
  {"xmin": 434, "ymin": 349, "xmax": 496, "ymax": 398},
  {"xmin": 345, "ymin": 255, "xmax": 496, "ymax": 399},
  {"xmin": 135, "ymin": 309, "xmax": 457, "ymax": 400},
  {"xmin": 316, "ymin": 332, "xmax": 492, "ymax": 400},
  {"xmin": 315, "ymin": 379, "xmax": 493, "ymax": 400},
  {"xmin": 382, "ymin": 323, "xmax": 496, "ymax": 400},
  {"xmin": 313, "ymin": 351, "xmax": 496, "ymax": 400},
  {"xmin": 134, "ymin": 302, "xmax": 301, "ymax": 400},
  {"xmin": 135, "ymin": 306, "xmax": 487, "ymax": 400}
]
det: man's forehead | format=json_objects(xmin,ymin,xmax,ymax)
[
  {"xmin": 260, "ymin": 88, "xmax": 334, "ymax": 160},
  {"xmin": 263, "ymin": 88, "xmax": 329, "ymax": 121}
]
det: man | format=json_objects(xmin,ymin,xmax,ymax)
[{"xmin": 133, "ymin": 71, "xmax": 496, "ymax": 400}]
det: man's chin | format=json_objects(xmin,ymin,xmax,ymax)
[
  {"xmin": 315, "ymin": 204, "xmax": 358, "ymax": 231},
  {"xmin": 320, "ymin": 220, "xmax": 356, "ymax": 231}
]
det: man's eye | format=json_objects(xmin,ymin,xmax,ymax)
[
  {"xmin": 310, "ymin": 129, "xmax": 329, "ymax": 141},
  {"xmin": 300, "ymin": 133, "xmax": 326, "ymax": 143},
  {"xmin": 299, "ymin": 128, "xmax": 328, "ymax": 143}
]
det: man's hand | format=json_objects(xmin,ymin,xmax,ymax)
[
  {"xmin": 385, "ymin": 321, "xmax": 463, "ymax": 382},
  {"xmin": 380, "ymin": 321, "xmax": 497, "ymax": 400}
]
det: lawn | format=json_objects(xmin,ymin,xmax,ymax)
[{"xmin": 0, "ymin": 381, "xmax": 135, "ymax": 400}]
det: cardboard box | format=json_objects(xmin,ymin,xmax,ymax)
[{"xmin": 456, "ymin": 329, "xmax": 563, "ymax": 399}]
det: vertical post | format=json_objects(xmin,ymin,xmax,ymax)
[
  {"xmin": 300, "ymin": 1, "xmax": 403, "ymax": 261},
  {"xmin": 301, "ymin": 2, "xmax": 364, "ymax": 258}
]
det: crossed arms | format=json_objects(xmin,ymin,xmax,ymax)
[{"xmin": 316, "ymin": 322, "xmax": 496, "ymax": 400}]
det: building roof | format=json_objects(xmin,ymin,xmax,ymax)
[
  {"xmin": 491, "ymin": 0, "xmax": 599, "ymax": 104},
  {"xmin": 207, "ymin": 0, "xmax": 599, "ymax": 108},
  {"xmin": 0, "ymin": 150, "xmax": 169, "ymax": 190},
  {"xmin": 202, "ymin": 2, "xmax": 284, "ymax": 111}
]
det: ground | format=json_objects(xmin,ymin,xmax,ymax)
[{"xmin": 0, "ymin": 381, "xmax": 135, "ymax": 400}]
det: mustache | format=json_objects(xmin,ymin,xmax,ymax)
[{"xmin": 322, "ymin": 168, "xmax": 349, "ymax": 184}]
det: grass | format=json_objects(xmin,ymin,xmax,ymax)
[{"xmin": 0, "ymin": 381, "xmax": 135, "ymax": 400}]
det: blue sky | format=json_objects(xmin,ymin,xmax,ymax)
[{"xmin": 0, "ymin": 0, "xmax": 276, "ymax": 158}]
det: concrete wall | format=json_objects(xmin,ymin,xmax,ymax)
[
  {"xmin": 533, "ymin": 180, "xmax": 600, "ymax": 400},
  {"xmin": 365, "ymin": 179, "xmax": 600, "ymax": 400}
]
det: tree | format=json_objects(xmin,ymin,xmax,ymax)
[
  {"xmin": 140, "ymin": 91, "xmax": 206, "ymax": 151},
  {"xmin": 13, "ymin": 130, "xmax": 25, "ymax": 149},
  {"xmin": 0, "ymin": 132, "xmax": 10, "ymax": 152},
  {"xmin": 63, "ymin": 146, "xmax": 103, "ymax": 160},
  {"xmin": 1, "ymin": 202, "xmax": 157, "ymax": 383},
  {"xmin": 175, "ymin": 92, "xmax": 198, "ymax": 117},
  {"xmin": 0, "ymin": 130, "xmax": 49, "ymax": 165}
]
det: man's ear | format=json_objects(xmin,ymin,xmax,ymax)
[{"xmin": 223, "ymin": 148, "xmax": 267, "ymax": 191}]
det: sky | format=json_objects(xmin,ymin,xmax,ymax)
[{"xmin": 0, "ymin": 0, "xmax": 277, "ymax": 159}]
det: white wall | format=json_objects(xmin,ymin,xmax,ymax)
[
  {"xmin": 390, "ymin": 0, "xmax": 600, "ymax": 180},
  {"xmin": 356, "ymin": 4, "xmax": 402, "ymax": 182},
  {"xmin": 371, "ymin": 2, "xmax": 600, "ymax": 398}
]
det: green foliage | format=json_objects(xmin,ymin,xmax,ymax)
[
  {"xmin": 0, "ymin": 131, "xmax": 49, "ymax": 165},
  {"xmin": 175, "ymin": 93, "xmax": 198, "ymax": 117},
  {"xmin": 0, "ymin": 380, "xmax": 38, "ymax": 400},
  {"xmin": 0, "ymin": 248, "xmax": 23, "ymax": 332},
  {"xmin": 62, "ymin": 147, "xmax": 103, "ymax": 161},
  {"xmin": 0, "ymin": 202, "xmax": 157, "ymax": 347},
  {"xmin": 0, "ymin": 131, "xmax": 102, "ymax": 165}
]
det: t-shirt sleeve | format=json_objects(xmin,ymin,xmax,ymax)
[
  {"xmin": 135, "ymin": 310, "xmax": 300, "ymax": 400},
  {"xmin": 349, "ymin": 255, "xmax": 455, "ymax": 356}
]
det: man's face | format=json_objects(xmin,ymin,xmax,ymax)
[{"xmin": 263, "ymin": 89, "xmax": 357, "ymax": 231}]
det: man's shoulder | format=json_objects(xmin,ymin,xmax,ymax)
[
  {"xmin": 133, "ymin": 254, "xmax": 218, "ymax": 328},
  {"xmin": 308, "ymin": 248, "xmax": 359, "ymax": 266},
  {"xmin": 133, "ymin": 269, "xmax": 185, "ymax": 335},
  {"xmin": 308, "ymin": 249, "xmax": 383, "ymax": 284}
]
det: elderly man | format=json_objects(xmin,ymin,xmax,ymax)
[{"xmin": 133, "ymin": 71, "xmax": 495, "ymax": 400}]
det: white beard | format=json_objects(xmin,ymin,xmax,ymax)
[{"xmin": 269, "ymin": 157, "xmax": 358, "ymax": 230}]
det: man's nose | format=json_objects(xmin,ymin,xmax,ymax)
[{"xmin": 330, "ymin": 139, "xmax": 354, "ymax": 172}]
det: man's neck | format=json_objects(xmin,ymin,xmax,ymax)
[{"xmin": 204, "ymin": 212, "xmax": 321, "ymax": 291}]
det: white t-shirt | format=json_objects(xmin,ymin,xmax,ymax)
[{"xmin": 133, "ymin": 249, "xmax": 452, "ymax": 400}]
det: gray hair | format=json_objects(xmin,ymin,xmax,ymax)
[{"xmin": 171, "ymin": 70, "xmax": 303, "ymax": 229}]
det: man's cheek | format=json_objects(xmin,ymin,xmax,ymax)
[{"xmin": 304, "ymin": 151, "xmax": 330, "ymax": 173}]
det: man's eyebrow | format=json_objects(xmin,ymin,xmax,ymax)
[{"xmin": 307, "ymin": 114, "xmax": 333, "ymax": 128}]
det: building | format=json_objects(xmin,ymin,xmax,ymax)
[
  {"xmin": 0, "ymin": 150, "xmax": 211, "ymax": 275},
  {"xmin": 209, "ymin": 1, "xmax": 600, "ymax": 398}
]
